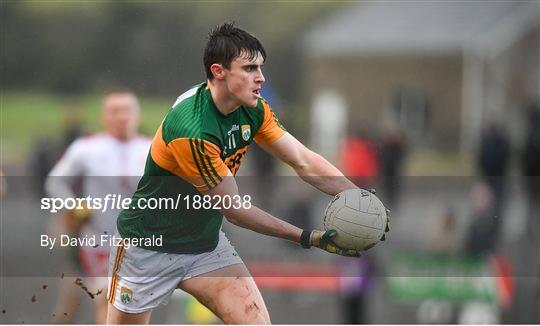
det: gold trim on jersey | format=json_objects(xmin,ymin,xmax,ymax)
[{"xmin": 150, "ymin": 125, "xmax": 229, "ymax": 191}]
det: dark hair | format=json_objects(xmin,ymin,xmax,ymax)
[{"xmin": 204, "ymin": 22, "xmax": 266, "ymax": 79}]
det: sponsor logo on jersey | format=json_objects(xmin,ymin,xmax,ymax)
[
  {"xmin": 241, "ymin": 125, "xmax": 251, "ymax": 141},
  {"xmin": 225, "ymin": 125, "xmax": 241, "ymax": 150},
  {"xmin": 227, "ymin": 124, "xmax": 239, "ymax": 136},
  {"xmin": 120, "ymin": 287, "xmax": 133, "ymax": 304}
]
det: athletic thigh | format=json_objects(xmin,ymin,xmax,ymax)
[{"xmin": 178, "ymin": 263, "xmax": 270, "ymax": 324}]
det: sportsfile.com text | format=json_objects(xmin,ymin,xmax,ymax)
[{"xmin": 40, "ymin": 194, "xmax": 252, "ymax": 213}]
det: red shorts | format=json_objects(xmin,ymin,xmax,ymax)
[{"xmin": 79, "ymin": 246, "xmax": 109, "ymax": 278}]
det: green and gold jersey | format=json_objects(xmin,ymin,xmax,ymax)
[{"xmin": 117, "ymin": 82, "xmax": 286, "ymax": 254}]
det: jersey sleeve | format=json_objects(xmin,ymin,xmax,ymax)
[
  {"xmin": 167, "ymin": 138, "xmax": 230, "ymax": 192},
  {"xmin": 254, "ymin": 99, "xmax": 286, "ymax": 146},
  {"xmin": 45, "ymin": 139, "xmax": 85, "ymax": 198}
]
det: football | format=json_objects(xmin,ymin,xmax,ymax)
[{"xmin": 323, "ymin": 188, "xmax": 389, "ymax": 251}]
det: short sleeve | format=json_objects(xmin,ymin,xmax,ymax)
[
  {"xmin": 168, "ymin": 138, "xmax": 230, "ymax": 192},
  {"xmin": 48, "ymin": 139, "xmax": 85, "ymax": 177},
  {"xmin": 46, "ymin": 139, "xmax": 86, "ymax": 199},
  {"xmin": 254, "ymin": 99, "xmax": 286, "ymax": 146}
]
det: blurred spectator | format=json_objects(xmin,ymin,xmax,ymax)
[
  {"xmin": 464, "ymin": 182, "xmax": 497, "ymax": 255},
  {"xmin": 521, "ymin": 101, "xmax": 540, "ymax": 323},
  {"xmin": 521, "ymin": 102, "xmax": 540, "ymax": 238},
  {"xmin": 339, "ymin": 131, "xmax": 379, "ymax": 188},
  {"xmin": 339, "ymin": 256, "xmax": 374, "ymax": 324},
  {"xmin": 59, "ymin": 105, "xmax": 86, "ymax": 150},
  {"xmin": 0, "ymin": 167, "xmax": 6, "ymax": 198},
  {"xmin": 28, "ymin": 104, "xmax": 85, "ymax": 198},
  {"xmin": 430, "ymin": 206, "xmax": 458, "ymax": 253},
  {"xmin": 250, "ymin": 144, "xmax": 277, "ymax": 210},
  {"xmin": 250, "ymin": 85, "xmax": 280, "ymax": 209},
  {"xmin": 311, "ymin": 90, "xmax": 347, "ymax": 162},
  {"xmin": 338, "ymin": 132, "xmax": 378, "ymax": 324},
  {"xmin": 285, "ymin": 186, "xmax": 313, "ymax": 231},
  {"xmin": 476, "ymin": 122, "xmax": 509, "ymax": 238},
  {"xmin": 28, "ymin": 137, "xmax": 59, "ymax": 197},
  {"xmin": 379, "ymin": 127, "xmax": 407, "ymax": 208}
]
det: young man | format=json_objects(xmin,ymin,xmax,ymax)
[
  {"xmin": 107, "ymin": 23, "xmax": 374, "ymax": 324},
  {"xmin": 46, "ymin": 90, "xmax": 151, "ymax": 323}
]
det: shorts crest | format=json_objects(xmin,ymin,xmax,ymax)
[{"xmin": 120, "ymin": 286, "xmax": 133, "ymax": 304}]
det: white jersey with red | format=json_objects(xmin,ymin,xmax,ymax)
[{"xmin": 46, "ymin": 132, "xmax": 151, "ymax": 278}]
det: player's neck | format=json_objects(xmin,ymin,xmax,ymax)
[
  {"xmin": 207, "ymin": 80, "xmax": 240, "ymax": 116},
  {"xmin": 107, "ymin": 131, "xmax": 136, "ymax": 142}
]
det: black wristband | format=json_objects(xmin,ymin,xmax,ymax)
[{"xmin": 300, "ymin": 230, "xmax": 312, "ymax": 249}]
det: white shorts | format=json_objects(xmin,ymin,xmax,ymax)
[{"xmin": 107, "ymin": 231, "xmax": 243, "ymax": 313}]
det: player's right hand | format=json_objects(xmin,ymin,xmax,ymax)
[
  {"xmin": 301, "ymin": 229, "xmax": 361, "ymax": 257},
  {"xmin": 61, "ymin": 207, "xmax": 93, "ymax": 236},
  {"xmin": 369, "ymin": 188, "xmax": 390, "ymax": 241}
]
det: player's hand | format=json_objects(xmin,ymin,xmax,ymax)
[
  {"xmin": 368, "ymin": 188, "xmax": 390, "ymax": 242},
  {"xmin": 70, "ymin": 206, "xmax": 93, "ymax": 221},
  {"xmin": 301, "ymin": 229, "xmax": 361, "ymax": 257},
  {"xmin": 61, "ymin": 207, "xmax": 93, "ymax": 236},
  {"xmin": 381, "ymin": 208, "xmax": 391, "ymax": 241}
]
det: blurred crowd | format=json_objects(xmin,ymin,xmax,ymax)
[{"xmin": 0, "ymin": 92, "xmax": 537, "ymax": 324}]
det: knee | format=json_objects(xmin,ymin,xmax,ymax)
[
  {"xmin": 219, "ymin": 301, "xmax": 270, "ymax": 325},
  {"xmin": 243, "ymin": 301, "xmax": 271, "ymax": 325}
]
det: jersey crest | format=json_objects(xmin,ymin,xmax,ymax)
[{"xmin": 241, "ymin": 125, "xmax": 251, "ymax": 141}]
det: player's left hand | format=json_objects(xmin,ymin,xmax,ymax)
[
  {"xmin": 381, "ymin": 208, "xmax": 390, "ymax": 241},
  {"xmin": 368, "ymin": 188, "xmax": 390, "ymax": 241},
  {"xmin": 301, "ymin": 229, "xmax": 361, "ymax": 257}
]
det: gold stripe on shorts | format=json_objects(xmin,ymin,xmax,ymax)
[
  {"xmin": 109, "ymin": 245, "xmax": 125, "ymax": 304},
  {"xmin": 108, "ymin": 245, "xmax": 125, "ymax": 303},
  {"xmin": 107, "ymin": 246, "xmax": 122, "ymax": 303}
]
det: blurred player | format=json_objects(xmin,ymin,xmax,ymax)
[
  {"xmin": 46, "ymin": 89, "xmax": 151, "ymax": 323},
  {"xmin": 107, "ymin": 23, "xmax": 385, "ymax": 324},
  {"xmin": 0, "ymin": 168, "xmax": 6, "ymax": 198}
]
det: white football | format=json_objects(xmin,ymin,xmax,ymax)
[{"xmin": 323, "ymin": 188, "xmax": 388, "ymax": 251}]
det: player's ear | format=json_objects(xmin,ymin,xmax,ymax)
[{"xmin": 210, "ymin": 63, "xmax": 226, "ymax": 80}]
